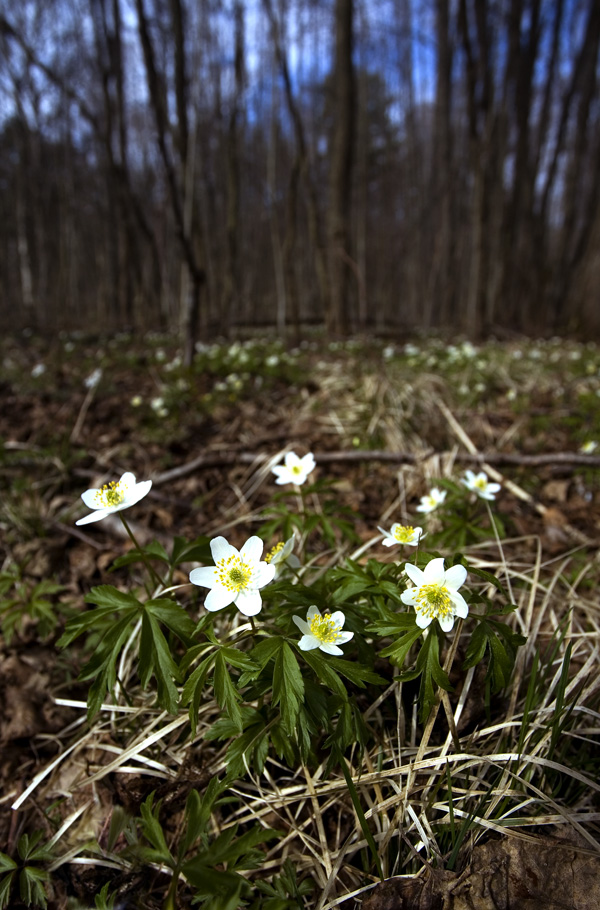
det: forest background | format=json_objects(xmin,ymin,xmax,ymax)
[{"xmin": 1, "ymin": 0, "xmax": 600, "ymax": 354}]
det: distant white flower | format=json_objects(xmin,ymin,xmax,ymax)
[
  {"xmin": 416, "ymin": 487, "xmax": 447, "ymax": 513},
  {"xmin": 189, "ymin": 535, "xmax": 275, "ymax": 616},
  {"xmin": 383, "ymin": 345, "xmax": 395, "ymax": 360},
  {"xmin": 31, "ymin": 363, "xmax": 46, "ymax": 378},
  {"xmin": 265, "ymin": 354, "xmax": 280, "ymax": 367},
  {"xmin": 401, "ymin": 557, "xmax": 468, "ymax": 632},
  {"xmin": 378, "ymin": 523, "xmax": 423, "ymax": 547},
  {"xmin": 76, "ymin": 472, "xmax": 152, "ymax": 526},
  {"xmin": 84, "ymin": 368, "xmax": 102, "ymax": 389},
  {"xmin": 293, "ymin": 606, "xmax": 354, "ymax": 655},
  {"xmin": 272, "ymin": 451, "xmax": 316, "ymax": 486},
  {"xmin": 151, "ymin": 396, "xmax": 168, "ymax": 417},
  {"xmin": 581, "ymin": 441, "xmax": 598, "ymax": 454},
  {"xmin": 404, "ymin": 343, "xmax": 420, "ymax": 357},
  {"xmin": 130, "ymin": 395, "xmax": 143, "ymax": 407},
  {"xmin": 264, "ymin": 535, "xmax": 301, "ymax": 576},
  {"xmin": 461, "ymin": 470, "xmax": 501, "ymax": 501}
]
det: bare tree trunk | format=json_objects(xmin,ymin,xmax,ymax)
[
  {"xmin": 327, "ymin": 0, "xmax": 355, "ymax": 335},
  {"xmin": 263, "ymin": 0, "xmax": 329, "ymax": 321}
]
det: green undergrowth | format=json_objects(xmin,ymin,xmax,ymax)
[{"xmin": 0, "ymin": 334, "xmax": 599, "ymax": 908}]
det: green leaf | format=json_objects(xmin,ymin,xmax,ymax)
[
  {"xmin": 182, "ymin": 652, "xmax": 217, "ymax": 734},
  {"xmin": 300, "ymin": 649, "xmax": 348, "ymax": 699},
  {"xmin": 138, "ymin": 793, "xmax": 173, "ymax": 866},
  {"xmin": 0, "ymin": 855, "xmax": 17, "ymax": 874},
  {"xmin": 112, "ymin": 540, "xmax": 170, "ymax": 569},
  {"xmin": 145, "ymin": 599, "xmax": 196, "ymax": 641},
  {"xmin": 86, "ymin": 585, "xmax": 143, "ymax": 611},
  {"xmin": 145, "ymin": 612, "xmax": 180, "ymax": 713},
  {"xmin": 379, "ymin": 626, "xmax": 424, "ymax": 666},
  {"xmin": 0, "ymin": 874, "xmax": 15, "ymax": 910},
  {"xmin": 272, "ymin": 642, "xmax": 305, "ymax": 734},
  {"xmin": 19, "ymin": 866, "xmax": 48, "ymax": 909},
  {"xmin": 213, "ymin": 651, "xmax": 243, "ymax": 733},
  {"xmin": 172, "ymin": 535, "xmax": 213, "ymax": 566},
  {"xmin": 326, "ymin": 657, "xmax": 386, "ymax": 688}
]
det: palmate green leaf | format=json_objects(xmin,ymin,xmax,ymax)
[
  {"xmin": 0, "ymin": 873, "xmax": 15, "ymax": 910},
  {"xmin": 145, "ymin": 598, "xmax": 196, "ymax": 642},
  {"xmin": 181, "ymin": 652, "xmax": 217, "ymax": 734},
  {"xmin": 19, "ymin": 866, "xmax": 49, "ymax": 909},
  {"xmin": 213, "ymin": 651, "xmax": 243, "ymax": 733},
  {"xmin": 379, "ymin": 626, "xmax": 424, "ymax": 667},
  {"xmin": 272, "ymin": 642, "xmax": 305, "ymax": 734},
  {"xmin": 463, "ymin": 617, "xmax": 525, "ymax": 693},
  {"xmin": 238, "ymin": 636, "xmax": 283, "ymax": 685},
  {"xmin": 57, "ymin": 585, "xmax": 142, "ymax": 648},
  {"xmin": 0, "ymin": 855, "xmax": 16, "ymax": 874},
  {"xmin": 77, "ymin": 615, "xmax": 138, "ymax": 720},
  {"xmin": 180, "ymin": 777, "xmax": 230, "ymax": 857},
  {"xmin": 466, "ymin": 565, "xmax": 508, "ymax": 597},
  {"xmin": 171, "ymin": 535, "xmax": 213, "ymax": 567},
  {"xmin": 111, "ymin": 539, "xmax": 170, "ymax": 569},
  {"xmin": 367, "ymin": 611, "xmax": 420, "ymax": 638},
  {"xmin": 300, "ymin": 649, "xmax": 348, "ymax": 699},
  {"xmin": 225, "ymin": 721, "xmax": 270, "ymax": 776},
  {"xmin": 138, "ymin": 793, "xmax": 173, "ymax": 866},
  {"xmin": 398, "ymin": 628, "xmax": 452, "ymax": 723},
  {"xmin": 325, "ymin": 657, "xmax": 386, "ymax": 688},
  {"xmin": 139, "ymin": 612, "xmax": 180, "ymax": 714}
]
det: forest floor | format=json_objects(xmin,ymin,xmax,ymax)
[{"xmin": 1, "ymin": 330, "xmax": 600, "ymax": 909}]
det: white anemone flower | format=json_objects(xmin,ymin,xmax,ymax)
[
  {"xmin": 76, "ymin": 472, "xmax": 152, "ymax": 526},
  {"xmin": 416, "ymin": 487, "xmax": 447, "ymax": 513},
  {"xmin": 401, "ymin": 557, "xmax": 468, "ymax": 632},
  {"xmin": 271, "ymin": 451, "xmax": 316, "ymax": 486},
  {"xmin": 264, "ymin": 535, "xmax": 301, "ymax": 577},
  {"xmin": 377, "ymin": 523, "xmax": 423, "ymax": 547},
  {"xmin": 189, "ymin": 536, "xmax": 275, "ymax": 616},
  {"xmin": 293, "ymin": 606, "xmax": 354, "ymax": 655},
  {"xmin": 461, "ymin": 470, "xmax": 501, "ymax": 501}
]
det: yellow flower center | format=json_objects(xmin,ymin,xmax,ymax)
[
  {"xmin": 474, "ymin": 477, "xmax": 487, "ymax": 490},
  {"xmin": 95, "ymin": 481, "xmax": 125, "ymax": 508},
  {"xmin": 216, "ymin": 555, "xmax": 252, "ymax": 592},
  {"xmin": 414, "ymin": 583, "xmax": 453, "ymax": 620},
  {"xmin": 309, "ymin": 613, "xmax": 341, "ymax": 644},
  {"xmin": 265, "ymin": 542, "xmax": 284, "ymax": 564},
  {"xmin": 393, "ymin": 524, "xmax": 417, "ymax": 543},
  {"xmin": 291, "ymin": 464, "xmax": 302, "ymax": 475}
]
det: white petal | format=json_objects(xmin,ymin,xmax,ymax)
[
  {"xmin": 401, "ymin": 589, "xmax": 417, "ymax": 606},
  {"xmin": 241, "ymin": 535, "xmax": 263, "ymax": 564},
  {"xmin": 293, "ymin": 615, "xmax": 310, "ymax": 634},
  {"xmin": 404, "ymin": 563, "xmax": 425, "ymax": 586},
  {"xmin": 329, "ymin": 611, "xmax": 346, "ymax": 628},
  {"xmin": 75, "ymin": 509, "xmax": 110, "ymax": 525},
  {"xmin": 301, "ymin": 453, "xmax": 316, "ymax": 472},
  {"xmin": 210, "ymin": 536, "xmax": 236, "ymax": 562},
  {"xmin": 285, "ymin": 451, "xmax": 301, "ymax": 468},
  {"xmin": 450, "ymin": 591, "xmax": 469, "ymax": 617},
  {"xmin": 415, "ymin": 612, "xmax": 432, "ymax": 629},
  {"xmin": 438, "ymin": 614, "xmax": 455, "ymax": 632},
  {"xmin": 119, "ymin": 471, "xmax": 137, "ymax": 488},
  {"xmin": 335, "ymin": 631, "xmax": 354, "ymax": 644},
  {"xmin": 445, "ymin": 564, "xmax": 467, "ymax": 590},
  {"xmin": 253, "ymin": 562, "xmax": 276, "ymax": 588},
  {"xmin": 205, "ymin": 586, "xmax": 234, "ymax": 611},
  {"xmin": 320, "ymin": 642, "xmax": 344, "ymax": 655},
  {"xmin": 423, "ymin": 557, "xmax": 446, "ymax": 583},
  {"xmin": 382, "ymin": 538, "xmax": 396, "ymax": 547},
  {"xmin": 306, "ymin": 606, "xmax": 321, "ymax": 621},
  {"xmin": 81, "ymin": 488, "xmax": 101, "ymax": 509},
  {"xmin": 189, "ymin": 566, "xmax": 217, "ymax": 588},
  {"xmin": 298, "ymin": 634, "xmax": 319, "ymax": 651},
  {"xmin": 124, "ymin": 479, "xmax": 152, "ymax": 506},
  {"xmin": 271, "ymin": 465, "xmax": 288, "ymax": 483},
  {"xmin": 236, "ymin": 589, "xmax": 263, "ymax": 616}
]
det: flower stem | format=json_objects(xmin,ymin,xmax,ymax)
[{"xmin": 118, "ymin": 513, "xmax": 165, "ymax": 590}]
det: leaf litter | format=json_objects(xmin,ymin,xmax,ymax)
[{"xmin": 1, "ymin": 333, "xmax": 600, "ymax": 908}]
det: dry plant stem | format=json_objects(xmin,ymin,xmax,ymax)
[
  {"xmin": 118, "ymin": 513, "xmax": 164, "ymax": 590},
  {"xmin": 69, "ymin": 384, "xmax": 97, "ymax": 443}
]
